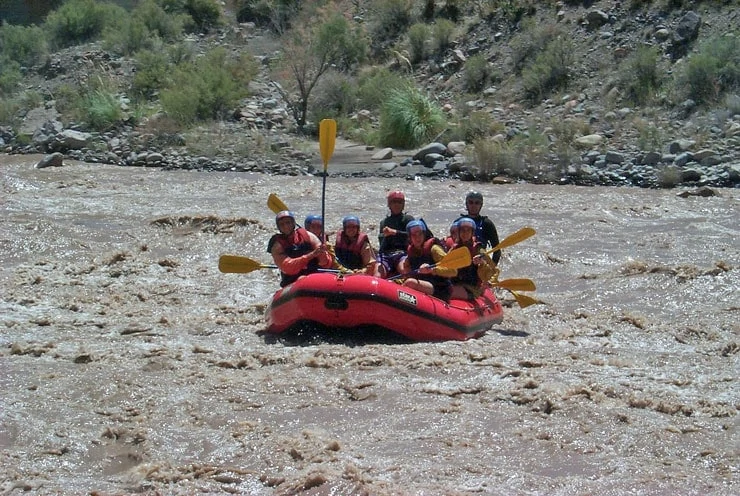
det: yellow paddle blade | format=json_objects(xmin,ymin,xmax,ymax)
[
  {"xmin": 267, "ymin": 193, "xmax": 289, "ymax": 214},
  {"xmin": 437, "ymin": 246, "xmax": 472, "ymax": 270},
  {"xmin": 486, "ymin": 226, "xmax": 536, "ymax": 256},
  {"xmin": 319, "ymin": 119, "xmax": 337, "ymax": 170},
  {"xmin": 511, "ymin": 290, "xmax": 541, "ymax": 308},
  {"xmin": 492, "ymin": 278, "xmax": 536, "ymax": 292},
  {"xmin": 218, "ymin": 255, "xmax": 277, "ymax": 274}
]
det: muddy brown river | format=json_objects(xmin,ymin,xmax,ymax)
[{"xmin": 1, "ymin": 154, "xmax": 737, "ymax": 495}]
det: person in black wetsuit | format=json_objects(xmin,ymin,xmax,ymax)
[
  {"xmin": 377, "ymin": 190, "xmax": 414, "ymax": 278},
  {"xmin": 455, "ymin": 191, "xmax": 501, "ymax": 264}
]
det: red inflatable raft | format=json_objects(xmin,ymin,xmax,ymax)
[{"xmin": 264, "ymin": 272, "xmax": 504, "ymax": 342}]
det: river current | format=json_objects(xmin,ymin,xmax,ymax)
[{"xmin": 1, "ymin": 154, "xmax": 737, "ymax": 494}]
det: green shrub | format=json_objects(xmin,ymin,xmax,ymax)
[
  {"xmin": 236, "ymin": 0, "xmax": 301, "ymax": 32},
  {"xmin": 521, "ymin": 36, "xmax": 574, "ymax": 102},
  {"xmin": 470, "ymin": 138, "xmax": 523, "ymax": 178},
  {"xmin": 463, "ymin": 53, "xmax": 491, "ymax": 93},
  {"xmin": 309, "ymin": 70, "xmax": 358, "ymax": 124},
  {"xmin": 0, "ymin": 24, "xmax": 48, "ymax": 67},
  {"xmin": 356, "ymin": 67, "xmax": 409, "ymax": 111},
  {"xmin": 677, "ymin": 34, "xmax": 740, "ymax": 105},
  {"xmin": 183, "ymin": 0, "xmax": 222, "ymax": 32},
  {"xmin": 132, "ymin": 49, "xmax": 173, "ymax": 99},
  {"xmin": 510, "ymin": 21, "xmax": 560, "ymax": 74},
  {"xmin": 432, "ymin": 18, "xmax": 455, "ymax": 56},
  {"xmin": 633, "ymin": 118, "xmax": 663, "ymax": 151},
  {"xmin": 161, "ymin": 47, "xmax": 254, "ymax": 124},
  {"xmin": 620, "ymin": 45, "xmax": 662, "ymax": 106},
  {"xmin": 102, "ymin": 16, "xmax": 156, "ymax": 56},
  {"xmin": 368, "ymin": 0, "xmax": 413, "ymax": 57},
  {"xmin": 408, "ymin": 23, "xmax": 429, "ymax": 64},
  {"xmin": 447, "ymin": 110, "xmax": 503, "ymax": 142},
  {"xmin": 45, "ymin": 0, "xmax": 125, "ymax": 48},
  {"xmin": 0, "ymin": 96, "xmax": 20, "ymax": 126},
  {"xmin": 378, "ymin": 86, "xmax": 446, "ymax": 148},
  {"xmin": 136, "ymin": 0, "xmax": 186, "ymax": 40},
  {"xmin": 0, "ymin": 57, "xmax": 22, "ymax": 96}
]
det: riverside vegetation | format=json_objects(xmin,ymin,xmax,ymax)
[{"xmin": 0, "ymin": 0, "xmax": 739, "ymax": 187}]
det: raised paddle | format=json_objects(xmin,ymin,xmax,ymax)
[
  {"xmin": 485, "ymin": 226, "xmax": 536, "ymax": 257},
  {"xmin": 388, "ymin": 246, "xmax": 472, "ymax": 281},
  {"xmin": 218, "ymin": 255, "xmax": 277, "ymax": 274},
  {"xmin": 319, "ymin": 119, "xmax": 337, "ymax": 243},
  {"xmin": 267, "ymin": 193, "xmax": 289, "ymax": 214}
]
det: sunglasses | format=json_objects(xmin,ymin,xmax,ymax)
[{"xmin": 467, "ymin": 200, "xmax": 482, "ymax": 205}]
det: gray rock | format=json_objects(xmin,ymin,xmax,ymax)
[
  {"xmin": 372, "ymin": 148, "xmax": 393, "ymax": 160},
  {"xmin": 413, "ymin": 142, "xmax": 449, "ymax": 161},
  {"xmin": 34, "ymin": 152, "xmax": 64, "ymax": 169},
  {"xmin": 58, "ymin": 130, "xmax": 93, "ymax": 150}
]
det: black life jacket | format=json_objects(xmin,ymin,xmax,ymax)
[{"xmin": 453, "ymin": 239, "xmax": 483, "ymax": 287}]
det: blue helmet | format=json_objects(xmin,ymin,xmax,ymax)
[
  {"xmin": 342, "ymin": 215, "xmax": 360, "ymax": 228},
  {"xmin": 457, "ymin": 217, "xmax": 476, "ymax": 230},
  {"xmin": 406, "ymin": 219, "xmax": 427, "ymax": 234},
  {"xmin": 304, "ymin": 214, "xmax": 322, "ymax": 227},
  {"xmin": 275, "ymin": 210, "xmax": 296, "ymax": 227}
]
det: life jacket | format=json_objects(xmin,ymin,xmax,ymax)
[
  {"xmin": 267, "ymin": 227, "xmax": 317, "ymax": 287},
  {"xmin": 406, "ymin": 238, "xmax": 451, "ymax": 295},
  {"xmin": 443, "ymin": 236, "xmax": 456, "ymax": 251},
  {"xmin": 334, "ymin": 230, "xmax": 369, "ymax": 270},
  {"xmin": 453, "ymin": 239, "xmax": 483, "ymax": 287}
]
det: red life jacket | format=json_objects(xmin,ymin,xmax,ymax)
[
  {"xmin": 406, "ymin": 238, "xmax": 451, "ymax": 298},
  {"xmin": 334, "ymin": 231, "xmax": 369, "ymax": 270},
  {"xmin": 267, "ymin": 227, "xmax": 317, "ymax": 287}
]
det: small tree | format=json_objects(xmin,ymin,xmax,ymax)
[{"xmin": 274, "ymin": 10, "xmax": 366, "ymax": 131}]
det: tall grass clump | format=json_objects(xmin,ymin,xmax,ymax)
[
  {"xmin": 378, "ymin": 86, "xmax": 446, "ymax": 148},
  {"xmin": 0, "ymin": 24, "xmax": 48, "ymax": 67},
  {"xmin": 160, "ymin": 47, "xmax": 257, "ymax": 124},
  {"xmin": 45, "ymin": 0, "xmax": 125, "ymax": 48},
  {"xmin": 675, "ymin": 34, "xmax": 740, "ymax": 105},
  {"xmin": 83, "ymin": 90, "xmax": 124, "ymax": 130},
  {"xmin": 620, "ymin": 45, "xmax": 662, "ymax": 106},
  {"xmin": 522, "ymin": 36, "xmax": 574, "ymax": 102}
]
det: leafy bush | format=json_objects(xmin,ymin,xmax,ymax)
[
  {"xmin": 676, "ymin": 34, "xmax": 740, "ymax": 105},
  {"xmin": 136, "ymin": 0, "xmax": 187, "ymax": 40},
  {"xmin": 356, "ymin": 67, "xmax": 409, "ymax": 112},
  {"xmin": 633, "ymin": 118, "xmax": 663, "ymax": 151},
  {"xmin": 45, "ymin": 0, "xmax": 125, "ymax": 48},
  {"xmin": 521, "ymin": 36, "xmax": 574, "ymax": 102},
  {"xmin": 432, "ymin": 18, "xmax": 456, "ymax": 56},
  {"xmin": 183, "ymin": 0, "xmax": 222, "ymax": 32},
  {"xmin": 102, "ymin": 16, "xmax": 157, "ymax": 56},
  {"xmin": 510, "ymin": 21, "xmax": 560, "ymax": 74},
  {"xmin": 367, "ymin": 0, "xmax": 413, "ymax": 57},
  {"xmin": 620, "ymin": 45, "xmax": 662, "ymax": 106},
  {"xmin": 470, "ymin": 138, "xmax": 523, "ymax": 179},
  {"xmin": 132, "ymin": 49, "xmax": 174, "ymax": 99},
  {"xmin": 236, "ymin": 0, "xmax": 301, "ymax": 33},
  {"xmin": 463, "ymin": 53, "xmax": 491, "ymax": 93},
  {"xmin": 309, "ymin": 70, "xmax": 358, "ymax": 124},
  {"xmin": 408, "ymin": 23, "xmax": 429, "ymax": 64},
  {"xmin": 161, "ymin": 47, "xmax": 256, "ymax": 124},
  {"xmin": 447, "ymin": 110, "xmax": 503, "ymax": 142},
  {"xmin": 0, "ymin": 58, "xmax": 22, "ymax": 96},
  {"xmin": 0, "ymin": 24, "xmax": 48, "ymax": 67},
  {"xmin": 378, "ymin": 86, "xmax": 446, "ymax": 148}
]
